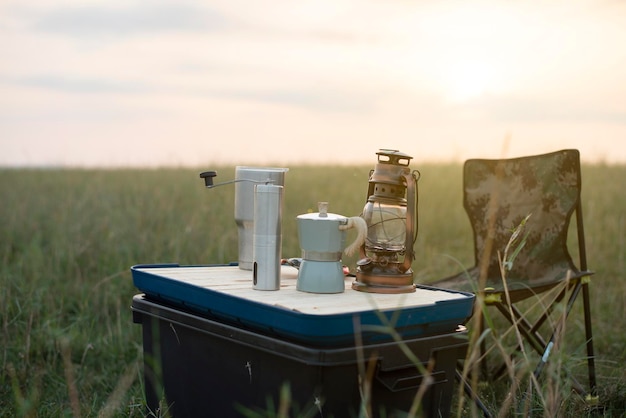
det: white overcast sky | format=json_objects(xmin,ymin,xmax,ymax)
[{"xmin": 1, "ymin": 0, "xmax": 625, "ymax": 167}]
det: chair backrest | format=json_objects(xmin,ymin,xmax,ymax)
[{"xmin": 463, "ymin": 149, "xmax": 582, "ymax": 286}]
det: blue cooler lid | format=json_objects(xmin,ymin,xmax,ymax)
[{"xmin": 131, "ymin": 264, "xmax": 475, "ymax": 347}]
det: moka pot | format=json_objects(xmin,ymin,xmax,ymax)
[{"xmin": 296, "ymin": 202, "xmax": 366, "ymax": 293}]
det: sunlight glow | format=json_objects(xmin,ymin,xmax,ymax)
[
  {"xmin": 437, "ymin": 59, "xmax": 495, "ymax": 103},
  {"xmin": 387, "ymin": 2, "xmax": 531, "ymax": 103}
]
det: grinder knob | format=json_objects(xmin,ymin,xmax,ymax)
[{"xmin": 199, "ymin": 171, "xmax": 217, "ymax": 188}]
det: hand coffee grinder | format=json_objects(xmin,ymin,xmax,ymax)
[
  {"xmin": 200, "ymin": 168, "xmax": 287, "ymax": 291},
  {"xmin": 352, "ymin": 149, "xmax": 420, "ymax": 293}
]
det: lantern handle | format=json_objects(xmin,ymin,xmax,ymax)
[
  {"xmin": 412, "ymin": 169, "xmax": 420, "ymax": 246},
  {"xmin": 400, "ymin": 169, "xmax": 420, "ymax": 273}
]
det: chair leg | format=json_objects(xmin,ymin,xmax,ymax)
[
  {"xmin": 479, "ymin": 312, "xmax": 489, "ymax": 379},
  {"xmin": 532, "ymin": 280, "xmax": 594, "ymax": 397},
  {"xmin": 582, "ymin": 282, "xmax": 598, "ymax": 398},
  {"xmin": 488, "ymin": 281, "xmax": 596, "ymax": 399},
  {"xmin": 529, "ymin": 285, "xmax": 569, "ymax": 335},
  {"xmin": 489, "ymin": 302, "xmax": 551, "ymax": 381},
  {"xmin": 503, "ymin": 303, "xmax": 548, "ymax": 353},
  {"xmin": 455, "ymin": 369, "xmax": 493, "ymax": 418},
  {"xmin": 492, "ymin": 303, "xmax": 546, "ymax": 350}
]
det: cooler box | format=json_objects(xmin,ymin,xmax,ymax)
[{"xmin": 131, "ymin": 264, "xmax": 475, "ymax": 417}]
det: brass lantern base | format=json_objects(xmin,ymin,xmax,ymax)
[{"xmin": 352, "ymin": 269, "xmax": 416, "ymax": 294}]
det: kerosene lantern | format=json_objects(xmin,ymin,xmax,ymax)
[{"xmin": 352, "ymin": 149, "xmax": 420, "ymax": 293}]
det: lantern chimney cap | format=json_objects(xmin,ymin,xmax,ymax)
[{"xmin": 376, "ymin": 149, "xmax": 413, "ymax": 166}]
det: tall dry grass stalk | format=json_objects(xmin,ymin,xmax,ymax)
[
  {"xmin": 97, "ymin": 363, "xmax": 139, "ymax": 418},
  {"xmin": 60, "ymin": 338, "xmax": 81, "ymax": 418}
]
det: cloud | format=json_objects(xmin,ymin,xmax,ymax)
[
  {"xmin": 200, "ymin": 87, "xmax": 378, "ymax": 113},
  {"xmin": 12, "ymin": 75, "xmax": 153, "ymax": 94},
  {"xmin": 5, "ymin": 73, "xmax": 376, "ymax": 114},
  {"xmin": 32, "ymin": 2, "xmax": 228, "ymax": 38}
]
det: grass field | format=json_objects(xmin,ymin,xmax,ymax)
[{"xmin": 1, "ymin": 163, "xmax": 625, "ymax": 417}]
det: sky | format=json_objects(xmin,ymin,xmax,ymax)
[{"xmin": 1, "ymin": 0, "xmax": 626, "ymax": 168}]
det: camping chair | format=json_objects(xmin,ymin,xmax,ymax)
[{"xmin": 431, "ymin": 149, "xmax": 597, "ymax": 406}]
